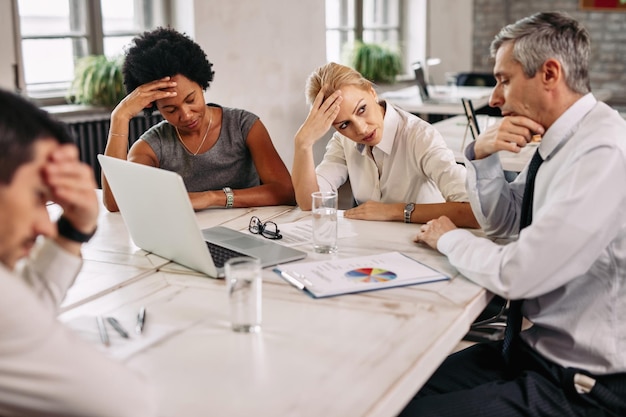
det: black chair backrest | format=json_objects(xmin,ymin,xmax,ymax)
[{"xmin": 456, "ymin": 72, "xmax": 496, "ymax": 87}]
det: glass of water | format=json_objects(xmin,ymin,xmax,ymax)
[
  {"xmin": 311, "ymin": 191, "xmax": 338, "ymax": 253},
  {"xmin": 225, "ymin": 257, "xmax": 262, "ymax": 333}
]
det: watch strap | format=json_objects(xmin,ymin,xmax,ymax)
[
  {"xmin": 57, "ymin": 215, "xmax": 96, "ymax": 243},
  {"xmin": 404, "ymin": 203, "xmax": 415, "ymax": 224},
  {"xmin": 223, "ymin": 187, "xmax": 234, "ymax": 208}
]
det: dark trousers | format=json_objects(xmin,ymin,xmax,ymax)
[{"xmin": 398, "ymin": 340, "xmax": 626, "ymax": 417}]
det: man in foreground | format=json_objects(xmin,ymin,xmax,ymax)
[
  {"xmin": 400, "ymin": 11, "xmax": 626, "ymax": 416},
  {"xmin": 0, "ymin": 89, "xmax": 156, "ymax": 416}
]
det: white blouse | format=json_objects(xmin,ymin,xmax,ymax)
[{"xmin": 315, "ymin": 102, "xmax": 469, "ymax": 205}]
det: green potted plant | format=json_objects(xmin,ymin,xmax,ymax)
[
  {"xmin": 350, "ymin": 41, "xmax": 402, "ymax": 84},
  {"xmin": 66, "ymin": 55, "xmax": 125, "ymax": 108}
]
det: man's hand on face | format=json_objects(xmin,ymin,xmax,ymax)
[
  {"xmin": 473, "ymin": 115, "xmax": 545, "ymax": 160},
  {"xmin": 44, "ymin": 144, "xmax": 99, "ymax": 237}
]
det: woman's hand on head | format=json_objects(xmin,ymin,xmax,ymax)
[
  {"xmin": 112, "ymin": 77, "xmax": 178, "ymax": 122},
  {"xmin": 294, "ymin": 89, "xmax": 343, "ymax": 150}
]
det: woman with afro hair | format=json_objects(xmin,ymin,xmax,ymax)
[{"xmin": 102, "ymin": 27, "xmax": 295, "ymax": 211}]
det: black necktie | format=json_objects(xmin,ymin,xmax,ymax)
[{"xmin": 502, "ymin": 148, "xmax": 544, "ymax": 364}]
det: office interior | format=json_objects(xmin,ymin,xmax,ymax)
[
  {"xmin": 2, "ymin": 0, "xmax": 625, "ymax": 175},
  {"xmin": 3, "ymin": 1, "xmax": 626, "ymax": 414}
]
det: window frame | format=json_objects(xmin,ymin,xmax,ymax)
[
  {"xmin": 325, "ymin": 0, "xmax": 425, "ymax": 78},
  {"xmin": 13, "ymin": 0, "xmax": 170, "ymax": 105}
]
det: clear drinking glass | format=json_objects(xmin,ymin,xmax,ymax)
[
  {"xmin": 311, "ymin": 191, "xmax": 338, "ymax": 253},
  {"xmin": 225, "ymin": 257, "xmax": 262, "ymax": 333}
]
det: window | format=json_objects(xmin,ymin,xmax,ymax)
[
  {"xmin": 15, "ymin": 0, "xmax": 168, "ymax": 101},
  {"xmin": 325, "ymin": 0, "xmax": 426, "ymax": 77},
  {"xmin": 325, "ymin": 0, "xmax": 401, "ymax": 65}
]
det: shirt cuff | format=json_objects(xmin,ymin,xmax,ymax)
[
  {"xmin": 34, "ymin": 239, "xmax": 83, "ymax": 291},
  {"xmin": 437, "ymin": 228, "xmax": 476, "ymax": 255}
]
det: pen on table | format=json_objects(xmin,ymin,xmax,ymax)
[
  {"xmin": 135, "ymin": 306, "xmax": 146, "ymax": 335},
  {"xmin": 96, "ymin": 316, "xmax": 110, "ymax": 347},
  {"xmin": 106, "ymin": 316, "xmax": 129, "ymax": 338},
  {"xmin": 273, "ymin": 268, "xmax": 305, "ymax": 290}
]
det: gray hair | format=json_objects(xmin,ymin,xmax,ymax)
[{"xmin": 490, "ymin": 11, "xmax": 590, "ymax": 94}]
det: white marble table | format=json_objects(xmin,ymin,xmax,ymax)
[
  {"xmin": 51, "ymin": 192, "xmax": 294, "ymax": 311},
  {"xmin": 59, "ymin": 203, "xmax": 490, "ymax": 417}
]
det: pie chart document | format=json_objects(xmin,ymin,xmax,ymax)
[{"xmin": 274, "ymin": 251, "xmax": 449, "ymax": 298}]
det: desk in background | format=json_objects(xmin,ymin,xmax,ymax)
[
  {"xmin": 380, "ymin": 85, "xmax": 492, "ymax": 121},
  {"xmin": 382, "ymin": 84, "xmax": 613, "ymax": 122},
  {"xmin": 58, "ymin": 197, "xmax": 490, "ymax": 417}
]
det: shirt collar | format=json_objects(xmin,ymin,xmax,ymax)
[
  {"xmin": 539, "ymin": 93, "xmax": 596, "ymax": 160},
  {"xmin": 355, "ymin": 100, "xmax": 398, "ymax": 155}
]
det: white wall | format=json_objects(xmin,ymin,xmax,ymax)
[
  {"xmin": 426, "ymin": 0, "xmax": 473, "ymax": 85},
  {"xmin": 190, "ymin": 0, "xmax": 326, "ymax": 171},
  {"xmin": 0, "ymin": 0, "xmax": 17, "ymax": 90}
]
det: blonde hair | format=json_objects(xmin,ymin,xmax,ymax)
[{"xmin": 305, "ymin": 62, "xmax": 373, "ymax": 106}]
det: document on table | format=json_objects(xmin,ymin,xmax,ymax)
[
  {"xmin": 64, "ymin": 314, "xmax": 175, "ymax": 360},
  {"xmin": 274, "ymin": 251, "xmax": 449, "ymax": 298},
  {"xmin": 275, "ymin": 212, "xmax": 357, "ymax": 247}
]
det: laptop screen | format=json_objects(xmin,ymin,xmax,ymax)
[{"xmin": 412, "ymin": 62, "xmax": 430, "ymax": 100}]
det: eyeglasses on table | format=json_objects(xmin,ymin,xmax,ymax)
[{"xmin": 248, "ymin": 216, "xmax": 282, "ymax": 240}]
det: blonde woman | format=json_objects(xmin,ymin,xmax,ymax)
[{"xmin": 292, "ymin": 62, "xmax": 478, "ymax": 228}]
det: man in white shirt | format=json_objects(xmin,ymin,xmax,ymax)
[
  {"xmin": 0, "ymin": 89, "xmax": 157, "ymax": 416},
  {"xmin": 400, "ymin": 11, "xmax": 626, "ymax": 416}
]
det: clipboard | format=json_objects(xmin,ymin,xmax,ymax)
[{"xmin": 273, "ymin": 252, "xmax": 449, "ymax": 298}]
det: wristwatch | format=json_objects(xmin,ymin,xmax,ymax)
[
  {"xmin": 223, "ymin": 187, "xmax": 234, "ymax": 208},
  {"xmin": 404, "ymin": 203, "xmax": 415, "ymax": 224},
  {"xmin": 57, "ymin": 215, "xmax": 97, "ymax": 243}
]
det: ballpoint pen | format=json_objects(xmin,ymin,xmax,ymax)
[
  {"xmin": 96, "ymin": 316, "xmax": 110, "ymax": 347},
  {"xmin": 273, "ymin": 268, "xmax": 305, "ymax": 290},
  {"xmin": 135, "ymin": 306, "xmax": 146, "ymax": 335},
  {"xmin": 106, "ymin": 317, "xmax": 129, "ymax": 338}
]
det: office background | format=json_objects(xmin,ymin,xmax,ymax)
[{"xmin": 0, "ymin": 0, "xmax": 624, "ymax": 173}]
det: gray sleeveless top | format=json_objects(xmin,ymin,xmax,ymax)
[{"xmin": 141, "ymin": 104, "xmax": 261, "ymax": 192}]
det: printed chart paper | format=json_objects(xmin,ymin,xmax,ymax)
[{"xmin": 274, "ymin": 251, "xmax": 449, "ymax": 298}]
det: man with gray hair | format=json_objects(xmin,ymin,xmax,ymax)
[{"xmin": 400, "ymin": 11, "xmax": 626, "ymax": 416}]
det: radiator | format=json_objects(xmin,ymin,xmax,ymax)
[{"xmin": 65, "ymin": 113, "xmax": 163, "ymax": 187}]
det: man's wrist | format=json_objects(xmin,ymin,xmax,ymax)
[{"xmin": 57, "ymin": 216, "xmax": 97, "ymax": 243}]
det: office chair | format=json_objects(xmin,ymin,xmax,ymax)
[
  {"xmin": 464, "ymin": 295, "xmax": 508, "ymax": 342},
  {"xmin": 455, "ymin": 72, "xmax": 496, "ymax": 87},
  {"xmin": 456, "ymin": 72, "xmax": 501, "ymax": 117}
]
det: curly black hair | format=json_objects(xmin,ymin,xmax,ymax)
[{"xmin": 122, "ymin": 27, "xmax": 215, "ymax": 114}]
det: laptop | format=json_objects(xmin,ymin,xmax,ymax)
[
  {"xmin": 412, "ymin": 62, "xmax": 461, "ymax": 104},
  {"xmin": 98, "ymin": 155, "xmax": 307, "ymax": 278},
  {"xmin": 411, "ymin": 62, "xmax": 492, "ymax": 106}
]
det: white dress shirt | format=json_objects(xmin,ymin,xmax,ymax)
[
  {"xmin": 438, "ymin": 93, "xmax": 626, "ymax": 374},
  {"xmin": 315, "ymin": 102, "xmax": 469, "ymax": 205},
  {"xmin": 0, "ymin": 239, "xmax": 157, "ymax": 417}
]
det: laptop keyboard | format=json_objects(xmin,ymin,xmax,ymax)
[{"xmin": 205, "ymin": 241, "xmax": 249, "ymax": 268}]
